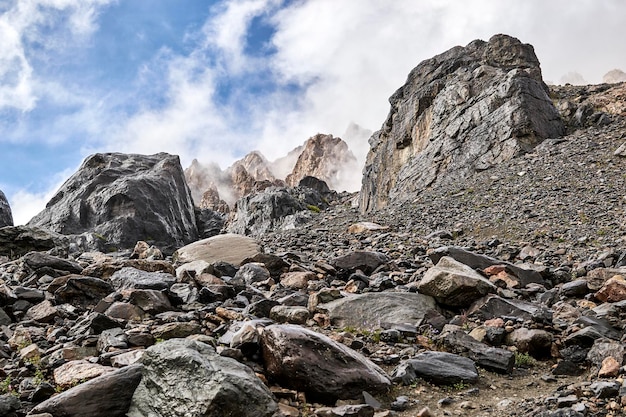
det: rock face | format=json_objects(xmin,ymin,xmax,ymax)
[
  {"xmin": 128, "ymin": 338, "xmax": 277, "ymax": 417},
  {"xmin": 360, "ymin": 34, "xmax": 564, "ymax": 212},
  {"xmin": 285, "ymin": 133, "xmax": 358, "ymax": 191},
  {"xmin": 28, "ymin": 153, "xmax": 198, "ymax": 252},
  {"xmin": 0, "ymin": 190, "xmax": 13, "ymax": 227},
  {"xmin": 603, "ymin": 69, "xmax": 626, "ymax": 84}
]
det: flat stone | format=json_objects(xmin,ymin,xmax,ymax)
[
  {"xmin": 25, "ymin": 300, "xmax": 58, "ymax": 323},
  {"xmin": 53, "ymin": 360, "xmax": 114, "ymax": 387},
  {"xmin": 392, "ymin": 351, "xmax": 478, "ymax": 385},
  {"xmin": 173, "ymin": 233, "xmax": 261, "ymax": 267}
]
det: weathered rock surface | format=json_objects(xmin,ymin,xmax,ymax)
[
  {"xmin": 360, "ymin": 34, "xmax": 564, "ymax": 212},
  {"xmin": 261, "ymin": 324, "xmax": 391, "ymax": 403},
  {"xmin": 0, "ymin": 190, "xmax": 13, "ymax": 227},
  {"xmin": 320, "ymin": 292, "xmax": 437, "ymax": 329},
  {"xmin": 0, "ymin": 226, "xmax": 69, "ymax": 257},
  {"xmin": 173, "ymin": 233, "xmax": 261, "ymax": 266},
  {"xmin": 28, "ymin": 152, "xmax": 198, "ymax": 252},
  {"xmin": 226, "ymin": 186, "xmax": 327, "ymax": 237},
  {"xmin": 127, "ymin": 338, "xmax": 277, "ymax": 417}
]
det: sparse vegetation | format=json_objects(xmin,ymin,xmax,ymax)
[
  {"xmin": 514, "ymin": 352, "xmax": 537, "ymax": 368},
  {"xmin": 306, "ymin": 204, "xmax": 321, "ymax": 213}
]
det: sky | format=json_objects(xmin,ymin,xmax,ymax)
[{"xmin": 0, "ymin": 0, "xmax": 625, "ymax": 225}]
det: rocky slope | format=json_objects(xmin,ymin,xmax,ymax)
[{"xmin": 360, "ymin": 34, "xmax": 565, "ymax": 213}]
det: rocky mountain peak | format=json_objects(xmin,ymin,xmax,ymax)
[
  {"xmin": 603, "ymin": 69, "xmax": 626, "ymax": 84},
  {"xmin": 285, "ymin": 133, "xmax": 358, "ymax": 190},
  {"xmin": 360, "ymin": 34, "xmax": 565, "ymax": 213}
]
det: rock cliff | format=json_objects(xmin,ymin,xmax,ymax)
[
  {"xmin": 28, "ymin": 153, "xmax": 198, "ymax": 253},
  {"xmin": 0, "ymin": 190, "xmax": 13, "ymax": 227},
  {"xmin": 360, "ymin": 34, "xmax": 565, "ymax": 212}
]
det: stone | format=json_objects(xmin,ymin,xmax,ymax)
[
  {"xmin": 585, "ymin": 267, "xmax": 626, "ymax": 291},
  {"xmin": 82, "ymin": 258, "xmax": 175, "ymax": 279},
  {"xmin": 320, "ymin": 292, "xmax": 437, "ymax": 329},
  {"xmin": 68, "ymin": 312, "xmax": 121, "ymax": 337},
  {"xmin": 235, "ymin": 262, "xmax": 271, "ymax": 285},
  {"xmin": 127, "ymin": 338, "xmax": 277, "ymax": 417},
  {"xmin": 331, "ymin": 251, "xmax": 390, "ymax": 275},
  {"xmin": 30, "ymin": 364, "xmax": 142, "ymax": 417},
  {"xmin": 417, "ymin": 256, "xmax": 497, "ymax": 307},
  {"xmin": 505, "ymin": 328, "xmax": 553, "ymax": 358},
  {"xmin": 429, "ymin": 246, "xmax": 544, "ymax": 287},
  {"xmin": 391, "ymin": 351, "xmax": 478, "ymax": 385},
  {"xmin": 110, "ymin": 267, "xmax": 175, "ymax": 291},
  {"xmin": 173, "ymin": 233, "xmax": 261, "ymax": 267},
  {"xmin": 561, "ymin": 280, "xmax": 590, "ymax": 298},
  {"xmin": 110, "ymin": 349, "xmax": 144, "ymax": 367},
  {"xmin": 598, "ymin": 356, "xmax": 620, "ymax": 378},
  {"xmin": 285, "ymin": 134, "xmax": 358, "ymax": 191},
  {"xmin": 0, "ymin": 394, "xmax": 20, "ymax": 417},
  {"xmin": 467, "ymin": 294, "xmax": 549, "ymax": 322},
  {"xmin": 130, "ymin": 240, "xmax": 163, "ymax": 260},
  {"xmin": 587, "ymin": 338, "xmax": 625, "ymax": 368},
  {"xmin": 269, "ymin": 305, "xmax": 310, "ymax": 324},
  {"xmin": 360, "ymin": 34, "xmax": 564, "ymax": 212},
  {"xmin": 226, "ymin": 186, "xmax": 326, "ymax": 237},
  {"xmin": 53, "ymin": 360, "xmax": 114, "ymax": 387},
  {"xmin": 194, "ymin": 207, "xmax": 226, "ymax": 238},
  {"xmin": 25, "ymin": 300, "xmax": 58, "ymax": 323},
  {"xmin": 261, "ymin": 324, "xmax": 391, "ymax": 403},
  {"xmin": 280, "ymin": 271, "xmax": 316, "ymax": 289},
  {"xmin": 151, "ymin": 322, "xmax": 202, "ymax": 340},
  {"xmin": 595, "ymin": 275, "xmax": 626, "ymax": 302},
  {"xmin": 125, "ymin": 289, "xmax": 172, "ymax": 315},
  {"xmin": 0, "ymin": 190, "xmax": 13, "ymax": 227},
  {"xmin": 53, "ymin": 276, "xmax": 114, "ymax": 309},
  {"xmin": 28, "ymin": 152, "xmax": 198, "ymax": 253},
  {"xmin": 104, "ymin": 302, "xmax": 146, "ymax": 322},
  {"xmin": 347, "ymin": 222, "xmax": 389, "ymax": 234},
  {"xmin": 439, "ymin": 327, "xmax": 515, "ymax": 374}
]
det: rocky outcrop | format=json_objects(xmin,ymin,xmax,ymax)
[
  {"xmin": 0, "ymin": 226, "xmax": 69, "ymax": 257},
  {"xmin": 285, "ymin": 134, "xmax": 358, "ymax": 191},
  {"xmin": 0, "ymin": 190, "xmax": 13, "ymax": 227},
  {"xmin": 28, "ymin": 153, "xmax": 198, "ymax": 253},
  {"xmin": 360, "ymin": 34, "xmax": 564, "ymax": 212},
  {"xmin": 226, "ymin": 186, "xmax": 328, "ymax": 237}
]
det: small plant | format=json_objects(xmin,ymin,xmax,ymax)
[
  {"xmin": 306, "ymin": 204, "xmax": 321, "ymax": 213},
  {"xmin": 514, "ymin": 352, "xmax": 537, "ymax": 367},
  {"xmin": 0, "ymin": 376, "xmax": 13, "ymax": 394}
]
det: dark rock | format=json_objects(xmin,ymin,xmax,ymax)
[
  {"xmin": 331, "ymin": 251, "xmax": 390, "ymax": 276},
  {"xmin": 589, "ymin": 380, "xmax": 620, "ymax": 399},
  {"xmin": 505, "ymin": 328, "xmax": 553, "ymax": 358},
  {"xmin": 391, "ymin": 351, "xmax": 478, "ymax": 385},
  {"xmin": 234, "ymin": 263, "xmax": 271, "ymax": 286},
  {"xmin": 53, "ymin": 276, "xmax": 114, "ymax": 309},
  {"xmin": 30, "ymin": 364, "xmax": 142, "ymax": 417},
  {"xmin": 28, "ymin": 152, "xmax": 198, "ymax": 253},
  {"xmin": 586, "ymin": 338, "xmax": 625, "ymax": 367},
  {"xmin": 128, "ymin": 338, "xmax": 277, "ymax": 417},
  {"xmin": 552, "ymin": 360, "xmax": 584, "ymax": 376},
  {"xmin": 260, "ymin": 324, "xmax": 391, "ymax": 404},
  {"xmin": 561, "ymin": 280, "xmax": 589, "ymax": 298},
  {"xmin": 0, "ymin": 190, "xmax": 13, "ymax": 227},
  {"xmin": 361, "ymin": 34, "xmax": 564, "ymax": 212},
  {"xmin": 320, "ymin": 292, "xmax": 437, "ymax": 329},
  {"xmin": 417, "ymin": 256, "xmax": 497, "ymax": 307},
  {"xmin": 23, "ymin": 251, "xmax": 83, "ymax": 275},
  {"xmin": 0, "ymin": 226, "xmax": 69, "ymax": 257},
  {"xmin": 0, "ymin": 394, "xmax": 20, "ymax": 417},
  {"xmin": 468, "ymin": 294, "xmax": 550, "ymax": 322},
  {"xmin": 68, "ymin": 312, "xmax": 121, "ymax": 337},
  {"xmin": 194, "ymin": 207, "xmax": 225, "ymax": 239},
  {"xmin": 439, "ymin": 327, "xmax": 515, "ymax": 374}
]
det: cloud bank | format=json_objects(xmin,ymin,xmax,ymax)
[{"xmin": 2, "ymin": 0, "xmax": 626, "ymax": 224}]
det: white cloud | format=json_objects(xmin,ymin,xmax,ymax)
[{"xmin": 0, "ymin": 0, "xmax": 115, "ymax": 112}]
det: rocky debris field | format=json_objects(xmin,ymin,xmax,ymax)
[{"xmin": 0, "ymin": 113, "xmax": 623, "ymax": 417}]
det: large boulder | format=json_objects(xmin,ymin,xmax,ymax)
[
  {"xmin": 0, "ymin": 226, "xmax": 69, "ymax": 257},
  {"xmin": 320, "ymin": 292, "xmax": 438, "ymax": 329},
  {"xmin": 127, "ymin": 338, "xmax": 277, "ymax": 417},
  {"xmin": 360, "ymin": 34, "xmax": 564, "ymax": 212},
  {"xmin": 31, "ymin": 364, "xmax": 142, "ymax": 417},
  {"xmin": 417, "ymin": 256, "xmax": 497, "ymax": 308},
  {"xmin": 0, "ymin": 190, "xmax": 13, "ymax": 227},
  {"xmin": 261, "ymin": 324, "xmax": 391, "ymax": 404},
  {"xmin": 173, "ymin": 233, "xmax": 261, "ymax": 267},
  {"xmin": 226, "ymin": 186, "xmax": 327, "ymax": 237},
  {"xmin": 28, "ymin": 152, "xmax": 198, "ymax": 253}
]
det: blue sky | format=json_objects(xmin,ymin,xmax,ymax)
[{"xmin": 1, "ymin": 0, "xmax": 625, "ymax": 224}]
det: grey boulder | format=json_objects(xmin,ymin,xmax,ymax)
[
  {"xmin": 127, "ymin": 338, "xmax": 277, "ymax": 417},
  {"xmin": 28, "ymin": 152, "xmax": 198, "ymax": 253},
  {"xmin": 392, "ymin": 351, "xmax": 478, "ymax": 385}
]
